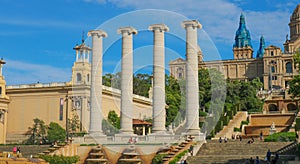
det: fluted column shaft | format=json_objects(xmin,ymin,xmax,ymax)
[
  {"xmin": 148, "ymin": 24, "xmax": 169, "ymax": 133},
  {"xmin": 182, "ymin": 20, "xmax": 202, "ymax": 133},
  {"xmin": 87, "ymin": 30, "xmax": 107, "ymax": 135},
  {"xmin": 118, "ymin": 27, "xmax": 137, "ymax": 134}
]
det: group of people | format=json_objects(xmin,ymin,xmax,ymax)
[
  {"xmin": 12, "ymin": 146, "xmax": 21, "ymax": 154},
  {"xmin": 219, "ymin": 137, "xmax": 228, "ymax": 143},
  {"xmin": 128, "ymin": 136, "xmax": 138, "ymax": 144},
  {"xmin": 231, "ymin": 134, "xmax": 243, "ymax": 141},
  {"xmin": 247, "ymin": 156, "xmax": 260, "ymax": 164}
]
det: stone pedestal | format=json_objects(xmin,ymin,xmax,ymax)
[
  {"xmin": 84, "ymin": 134, "xmax": 107, "ymax": 144},
  {"xmin": 114, "ymin": 133, "xmax": 137, "ymax": 143}
]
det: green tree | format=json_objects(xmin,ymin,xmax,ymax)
[
  {"xmin": 133, "ymin": 73, "xmax": 152, "ymax": 97},
  {"xmin": 102, "ymin": 111, "xmax": 120, "ymax": 135},
  {"xmin": 68, "ymin": 113, "xmax": 81, "ymax": 136},
  {"xmin": 289, "ymin": 52, "xmax": 300, "ymax": 98},
  {"xmin": 165, "ymin": 75, "xmax": 182, "ymax": 127},
  {"xmin": 47, "ymin": 122, "xmax": 66, "ymax": 143},
  {"xmin": 102, "ymin": 73, "xmax": 113, "ymax": 87},
  {"xmin": 107, "ymin": 110, "xmax": 120, "ymax": 129},
  {"xmin": 27, "ymin": 118, "xmax": 47, "ymax": 144}
]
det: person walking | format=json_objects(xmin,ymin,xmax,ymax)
[
  {"xmin": 260, "ymin": 131, "xmax": 263, "ymax": 141},
  {"xmin": 266, "ymin": 149, "xmax": 271, "ymax": 162},
  {"xmin": 255, "ymin": 156, "xmax": 260, "ymax": 164}
]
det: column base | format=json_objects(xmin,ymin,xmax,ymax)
[
  {"xmin": 114, "ymin": 133, "xmax": 137, "ymax": 143},
  {"xmin": 84, "ymin": 133, "xmax": 107, "ymax": 144},
  {"xmin": 181, "ymin": 131, "xmax": 206, "ymax": 142},
  {"xmin": 147, "ymin": 132, "xmax": 175, "ymax": 142}
]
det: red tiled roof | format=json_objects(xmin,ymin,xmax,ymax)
[{"xmin": 132, "ymin": 119, "xmax": 152, "ymax": 125}]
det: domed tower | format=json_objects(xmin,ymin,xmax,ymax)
[
  {"xmin": 289, "ymin": 4, "xmax": 300, "ymax": 42},
  {"xmin": 284, "ymin": 4, "xmax": 300, "ymax": 53},
  {"xmin": 233, "ymin": 14, "xmax": 253, "ymax": 59},
  {"xmin": 71, "ymin": 35, "xmax": 92, "ymax": 85}
]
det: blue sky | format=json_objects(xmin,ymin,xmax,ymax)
[{"xmin": 0, "ymin": 0, "xmax": 298, "ymax": 85}]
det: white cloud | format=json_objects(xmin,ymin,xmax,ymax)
[
  {"xmin": 85, "ymin": 0, "xmax": 292, "ymax": 51},
  {"xmin": 4, "ymin": 59, "xmax": 71, "ymax": 85}
]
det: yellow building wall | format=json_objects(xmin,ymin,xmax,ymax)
[{"xmin": 5, "ymin": 84, "xmax": 152, "ymax": 143}]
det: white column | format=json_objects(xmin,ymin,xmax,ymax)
[
  {"xmin": 182, "ymin": 20, "xmax": 202, "ymax": 133},
  {"xmin": 87, "ymin": 30, "xmax": 107, "ymax": 136},
  {"xmin": 148, "ymin": 24, "xmax": 169, "ymax": 133},
  {"xmin": 118, "ymin": 27, "xmax": 137, "ymax": 134}
]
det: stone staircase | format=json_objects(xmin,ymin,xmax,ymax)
[
  {"xmin": 154, "ymin": 135, "xmax": 194, "ymax": 163},
  {"xmin": 187, "ymin": 140, "xmax": 294, "ymax": 163},
  {"xmin": 85, "ymin": 145, "xmax": 108, "ymax": 164},
  {"xmin": 117, "ymin": 146, "xmax": 142, "ymax": 164},
  {"xmin": 215, "ymin": 111, "xmax": 247, "ymax": 139}
]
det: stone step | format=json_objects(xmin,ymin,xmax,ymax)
[
  {"xmin": 86, "ymin": 158, "xmax": 108, "ymax": 162},
  {"xmin": 89, "ymin": 152, "xmax": 104, "ymax": 156},
  {"xmin": 118, "ymin": 158, "xmax": 142, "ymax": 162}
]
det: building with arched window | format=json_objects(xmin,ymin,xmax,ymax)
[{"xmin": 170, "ymin": 4, "xmax": 300, "ymax": 91}]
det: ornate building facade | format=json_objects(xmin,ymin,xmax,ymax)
[
  {"xmin": 0, "ymin": 39, "xmax": 152, "ymax": 144},
  {"xmin": 170, "ymin": 4, "xmax": 300, "ymax": 91}
]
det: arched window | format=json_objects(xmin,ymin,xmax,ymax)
[
  {"xmin": 287, "ymin": 103, "xmax": 297, "ymax": 111},
  {"xmin": 268, "ymin": 104, "xmax": 277, "ymax": 111},
  {"xmin": 177, "ymin": 67, "xmax": 184, "ymax": 79},
  {"xmin": 286, "ymin": 62, "xmax": 292, "ymax": 73},
  {"xmin": 0, "ymin": 87, "xmax": 2, "ymax": 96},
  {"xmin": 76, "ymin": 73, "xmax": 82, "ymax": 83}
]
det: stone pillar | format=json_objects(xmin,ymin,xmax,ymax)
[
  {"xmin": 87, "ymin": 30, "xmax": 107, "ymax": 136},
  {"xmin": 148, "ymin": 24, "xmax": 169, "ymax": 133},
  {"xmin": 118, "ymin": 27, "xmax": 137, "ymax": 134},
  {"xmin": 182, "ymin": 20, "xmax": 202, "ymax": 134}
]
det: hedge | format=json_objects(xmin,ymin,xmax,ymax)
[
  {"xmin": 169, "ymin": 150, "xmax": 188, "ymax": 164},
  {"xmin": 39, "ymin": 155, "xmax": 80, "ymax": 164},
  {"xmin": 152, "ymin": 154, "xmax": 166, "ymax": 164},
  {"xmin": 264, "ymin": 132, "xmax": 296, "ymax": 142}
]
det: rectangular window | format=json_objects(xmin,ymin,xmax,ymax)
[
  {"xmin": 59, "ymin": 98, "xmax": 64, "ymax": 121},
  {"xmin": 272, "ymin": 76, "xmax": 277, "ymax": 80}
]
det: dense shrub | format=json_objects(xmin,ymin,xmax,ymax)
[
  {"xmin": 152, "ymin": 154, "xmax": 166, "ymax": 164},
  {"xmin": 169, "ymin": 150, "xmax": 188, "ymax": 164},
  {"xmin": 39, "ymin": 155, "xmax": 79, "ymax": 164},
  {"xmin": 222, "ymin": 116, "xmax": 230, "ymax": 126},
  {"xmin": 264, "ymin": 132, "xmax": 296, "ymax": 142},
  {"xmin": 199, "ymin": 111, "xmax": 208, "ymax": 117},
  {"xmin": 234, "ymin": 127, "xmax": 241, "ymax": 132}
]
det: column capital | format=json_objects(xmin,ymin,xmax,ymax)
[
  {"xmin": 117, "ymin": 26, "xmax": 138, "ymax": 35},
  {"xmin": 87, "ymin": 30, "xmax": 108, "ymax": 38},
  {"xmin": 148, "ymin": 24, "xmax": 169, "ymax": 32},
  {"xmin": 181, "ymin": 20, "xmax": 202, "ymax": 29}
]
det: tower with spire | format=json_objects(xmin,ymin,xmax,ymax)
[
  {"xmin": 256, "ymin": 36, "xmax": 265, "ymax": 58},
  {"xmin": 233, "ymin": 13, "xmax": 253, "ymax": 59},
  {"xmin": 71, "ymin": 33, "xmax": 92, "ymax": 85}
]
